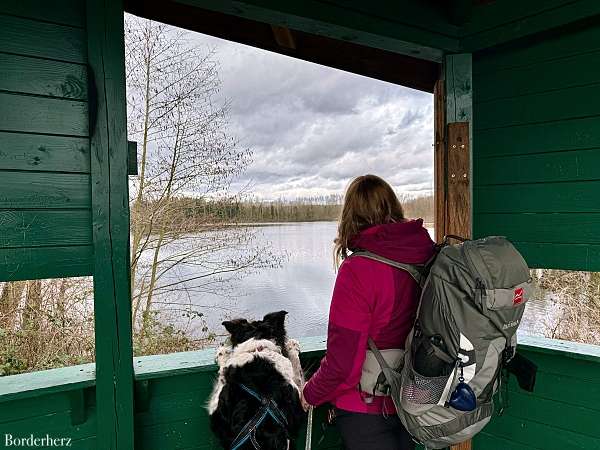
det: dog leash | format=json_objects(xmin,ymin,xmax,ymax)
[{"xmin": 304, "ymin": 406, "xmax": 313, "ymax": 450}]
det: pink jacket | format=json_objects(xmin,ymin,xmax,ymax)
[{"xmin": 303, "ymin": 219, "xmax": 436, "ymax": 414}]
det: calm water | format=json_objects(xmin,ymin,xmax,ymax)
[{"xmin": 158, "ymin": 222, "xmax": 554, "ymax": 340}]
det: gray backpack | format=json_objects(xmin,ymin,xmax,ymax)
[{"xmin": 354, "ymin": 235, "xmax": 532, "ymax": 449}]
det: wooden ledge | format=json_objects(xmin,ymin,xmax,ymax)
[{"xmin": 1, "ymin": 334, "xmax": 597, "ymax": 404}]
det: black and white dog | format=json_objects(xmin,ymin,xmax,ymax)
[{"xmin": 208, "ymin": 311, "xmax": 306, "ymax": 450}]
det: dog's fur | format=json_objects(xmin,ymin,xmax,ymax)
[{"xmin": 208, "ymin": 311, "xmax": 306, "ymax": 449}]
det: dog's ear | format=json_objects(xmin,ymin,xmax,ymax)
[
  {"xmin": 262, "ymin": 310, "xmax": 287, "ymax": 332},
  {"xmin": 222, "ymin": 318, "xmax": 249, "ymax": 336}
]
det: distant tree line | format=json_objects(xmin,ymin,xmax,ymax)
[{"xmin": 166, "ymin": 193, "xmax": 434, "ymax": 225}]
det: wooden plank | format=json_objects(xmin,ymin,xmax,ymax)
[
  {"xmin": 474, "ymin": 148, "xmax": 600, "ymax": 185},
  {"xmin": 0, "ymin": 93, "xmax": 88, "ymax": 136},
  {"xmin": 0, "ymin": 132, "xmax": 90, "ymax": 173},
  {"xmin": 474, "ymin": 116, "xmax": 600, "ymax": 158},
  {"xmin": 135, "ymin": 415, "xmax": 216, "ymax": 450},
  {"xmin": 473, "ymin": 24, "xmax": 600, "ymax": 75},
  {"xmin": 125, "ymin": 0, "xmax": 440, "ymax": 93},
  {"xmin": 475, "ymin": 50, "xmax": 600, "ymax": 104},
  {"xmin": 474, "ymin": 181, "xmax": 600, "ymax": 213},
  {"xmin": 434, "ymin": 79, "xmax": 446, "ymax": 243},
  {"xmin": 475, "ymin": 83, "xmax": 600, "ymax": 131},
  {"xmin": 0, "ymin": 0, "xmax": 86, "ymax": 28},
  {"xmin": 445, "ymin": 54, "xmax": 472, "ymax": 450},
  {"xmin": 463, "ymin": 0, "xmax": 573, "ymax": 39},
  {"xmin": 86, "ymin": 0, "xmax": 135, "ymax": 448},
  {"xmin": 474, "ymin": 213, "xmax": 600, "ymax": 244},
  {"xmin": 503, "ymin": 390, "xmax": 600, "ymax": 438},
  {"xmin": 154, "ymin": 0, "xmax": 455, "ymax": 61},
  {"xmin": 0, "ymin": 53, "xmax": 88, "ymax": 100},
  {"xmin": 510, "ymin": 241, "xmax": 600, "ymax": 271},
  {"xmin": 0, "ymin": 172, "xmax": 91, "ymax": 209},
  {"xmin": 317, "ymin": 0, "xmax": 460, "ymax": 37},
  {"xmin": 0, "ymin": 392, "xmax": 71, "ymax": 423},
  {"xmin": 474, "ymin": 432, "xmax": 542, "ymax": 450},
  {"xmin": 445, "ymin": 54, "xmax": 472, "ymax": 123},
  {"xmin": 519, "ymin": 334, "xmax": 600, "ymax": 364},
  {"xmin": 0, "ymin": 363, "xmax": 95, "ymax": 404},
  {"xmin": 0, "ymin": 14, "xmax": 86, "ymax": 63},
  {"xmin": 0, "ymin": 209, "xmax": 92, "ymax": 248},
  {"xmin": 0, "ymin": 245, "xmax": 93, "ymax": 281},
  {"xmin": 0, "ymin": 409, "xmax": 96, "ymax": 438},
  {"xmin": 445, "ymin": 122, "xmax": 470, "ymax": 239},
  {"xmin": 483, "ymin": 409, "xmax": 600, "ymax": 450},
  {"xmin": 462, "ymin": 0, "xmax": 600, "ymax": 52}
]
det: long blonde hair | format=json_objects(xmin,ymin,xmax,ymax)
[{"xmin": 334, "ymin": 175, "xmax": 404, "ymax": 267}]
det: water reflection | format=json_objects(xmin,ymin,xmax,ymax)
[{"xmin": 157, "ymin": 222, "xmax": 553, "ymax": 339}]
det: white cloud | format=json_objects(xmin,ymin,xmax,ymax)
[{"xmin": 190, "ymin": 32, "xmax": 433, "ymax": 200}]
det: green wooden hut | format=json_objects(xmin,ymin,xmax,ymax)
[{"xmin": 0, "ymin": 1, "xmax": 599, "ymax": 449}]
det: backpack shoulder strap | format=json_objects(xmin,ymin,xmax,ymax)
[{"xmin": 350, "ymin": 250, "xmax": 424, "ymax": 284}]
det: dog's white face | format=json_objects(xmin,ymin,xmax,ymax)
[{"xmin": 207, "ymin": 311, "xmax": 305, "ymax": 415}]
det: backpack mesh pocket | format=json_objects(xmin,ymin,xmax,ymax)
[{"xmin": 402, "ymin": 365, "xmax": 452, "ymax": 405}]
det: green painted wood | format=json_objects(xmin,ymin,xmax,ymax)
[
  {"xmin": 172, "ymin": 0, "xmax": 455, "ymax": 62},
  {"xmin": 474, "ymin": 116, "xmax": 600, "ymax": 158},
  {"xmin": 0, "ymin": 245, "xmax": 94, "ymax": 281},
  {"xmin": 0, "ymin": 363, "xmax": 95, "ymax": 404},
  {"xmin": 0, "ymin": 172, "xmax": 90, "ymax": 209},
  {"xmin": 0, "ymin": 53, "xmax": 88, "ymax": 100},
  {"xmin": 475, "ymin": 50, "xmax": 600, "ymax": 104},
  {"xmin": 483, "ymin": 409, "xmax": 600, "ymax": 450},
  {"xmin": 0, "ymin": 14, "xmax": 86, "ymax": 63},
  {"xmin": 0, "ymin": 210, "xmax": 92, "ymax": 248},
  {"xmin": 474, "ymin": 148, "xmax": 600, "ymax": 185},
  {"xmin": 0, "ymin": 93, "xmax": 88, "ymax": 137},
  {"xmin": 474, "ymin": 181, "xmax": 600, "ymax": 213},
  {"xmin": 518, "ymin": 334, "xmax": 600, "ymax": 362},
  {"xmin": 0, "ymin": 0, "xmax": 85, "ymax": 28},
  {"xmin": 317, "ymin": 0, "xmax": 460, "ymax": 38},
  {"xmin": 86, "ymin": 0, "xmax": 135, "ymax": 448},
  {"xmin": 0, "ymin": 132, "xmax": 90, "ymax": 173},
  {"xmin": 445, "ymin": 53, "xmax": 472, "ymax": 123},
  {"xmin": 462, "ymin": 0, "xmax": 570, "ymax": 37},
  {"xmin": 506, "ymin": 366, "xmax": 600, "ymax": 411},
  {"xmin": 473, "ymin": 24, "xmax": 600, "ymax": 75},
  {"xmin": 511, "ymin": 241, "xmax": 600, "ymax": 271},
  {"xmin": 474, "ymin": 213, "xmax": 600, "ymax": 244},
  {"xmin": 0, "ymin": 392, "xmax": 71, "ymax": 424},
  {"xmin": 0, "ymin": 409, "xmax": 96, "ymax": 439},
  {"xmin": 475, "ymin": 83, "xmax": 600, "ymax": 131},
  {"xmin": 461, "ymin": 0, "xmax": 600, "ymax": 52},
  {"xmin": 503, "ymin": 389, "xmax": 600, "ymax": 438},
  {"xmin": 474, "ymin": 431, "xmax": 542, "ymax": 450}
]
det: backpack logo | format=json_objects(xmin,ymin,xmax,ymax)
[{"xmin": 513, "ymin": 287, "xmax": 524, "ymax": 305}]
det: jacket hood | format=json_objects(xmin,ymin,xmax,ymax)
[{"xmin": 349, "ymin": 219, "xmax": 436, "ymax": 264}]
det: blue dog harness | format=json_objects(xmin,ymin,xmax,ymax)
[{"xmin": 230, "ymin": 383, "xmax": 289, "ymax": 450}]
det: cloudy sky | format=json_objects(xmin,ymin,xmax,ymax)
[{"xmin": 192, "ymin": 33, "xmax": 434, "ymax": 200}]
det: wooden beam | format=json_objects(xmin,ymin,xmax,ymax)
[
  {"xmin": 434, "ymin": 79, "xmax": 446, "ymax": 244},
  {"xmin": 271, "ymin": 25, "xmax": 296, "ymax": 50},
  {"xmin": 86, "ymin": 0, "xmax": 135, "ymax": 448},
  {"xmin": 124, "ymin": 0, "xmax": 441, "ymax": 93},
  {"xmin": 445, "ymin": 122, "xmax": 471, "ymax": 240}
]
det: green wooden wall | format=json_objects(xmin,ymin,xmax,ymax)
[
  {"xmin": 0, "ymin": 1, "xmax": 135, "ymax": 448},
  {"xmin": 1, "ymin": 337, "xmax": 599, "ymax": 450},
  {"xmin": 472, "ymin": 23, "xmax": 600, "ymax": 271},
  {"xmin": 0, "ymin": 1, "xmax": 93, "ymax": 281}
]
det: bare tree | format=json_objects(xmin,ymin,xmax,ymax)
[{"xmin": 125, "ymin": 16, "xmax": 281, "ymax": 346}]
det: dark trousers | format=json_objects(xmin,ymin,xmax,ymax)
[{"xmin": 335, "ymin": 408, "xmax": 415, "ymax": 450}]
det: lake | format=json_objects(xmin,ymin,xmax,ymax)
[{"xmin": 157, "ymin": 221, "xmax": 555, "ymax": 340}]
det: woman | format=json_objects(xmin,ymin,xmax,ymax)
[{"xmin": 301, "ymin": 174, "xmax": 436, "ymax": 450}]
